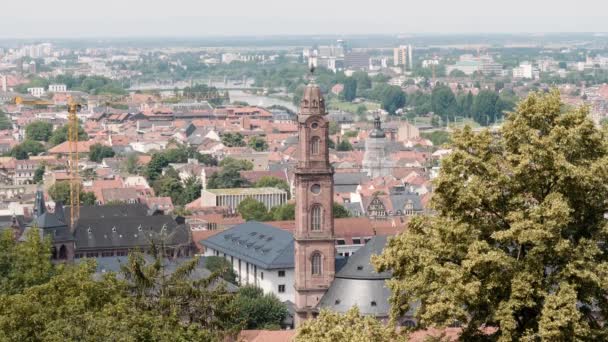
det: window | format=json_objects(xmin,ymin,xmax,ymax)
[
  {"xmin": 311, "ymin": 136, "xmax": 321, "ymax": 155},
  {"xmin": 336, "ymin": 239, "xmax": 346, "ymax": 245},
  {"xmin": 312, "ymin": 253, "xmax": 322, "ymax": 275},
  {"xmin": 352, "ymin": 238, "xmax": 361, "ymax": 245},
  {"xmin": 311, "ymin": 184, "xmax": 321, "ymax": 195},
  {"xmin": 311, "ymin": 205, "xmax": 322, "ymax": 231},
  {"xmin": 278, "ymin": 284, "xmax": 285, "ymax": 293},
  {"xmin": 101, "ymin": 251, "xmax": 114, "ymax": 257},
  {"xmin": 278, "ymin": 270, "xmax": 286, "ymax": 277}
]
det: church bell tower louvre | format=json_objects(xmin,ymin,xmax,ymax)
[{"xmin": 293, "ymin": 68, "xmax": 336, "ymax": 326}]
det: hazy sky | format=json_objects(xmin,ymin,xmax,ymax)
[{"xmin": 1, "ymin": 0, "xmax": 607, "ymax": 38}]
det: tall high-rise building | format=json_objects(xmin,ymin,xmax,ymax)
[
  {"xmin": 294, "ymin": 74, "xmax": 336, "ymax": 326},
  {"xmin": 393, "ymin": 45, "xmax": 413, "ymax": 70}
]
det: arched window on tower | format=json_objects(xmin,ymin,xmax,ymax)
[
  {"xmin": 311, "ymin": 136, "xmax": 321, "ymax": 155},
  {"xmin": 312, "ymin": 252, "xmax": 322, "ymax": 275},
  {"xmin": 311, "ymin": 205, "xmax": 322, "ymax": 231}
]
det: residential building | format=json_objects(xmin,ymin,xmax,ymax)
[
  {"xmin": 27, "ymin": 87, "xmax": 45, "ymax": 97},
  {"xmin": 513, "ymin": 62, "xmax": 535, "ymax": 79},
  {"xmin": 202, "ymin": 221, "xmax": 295, "ymax": 302},
  {"xmin": 200, "ymin": 187, "xmax": 288, "ymax": 212},
  {"xmin": 393, "ymin": 45, "xmax": 413, "ymax": 70},
  {"xmin": 48, "ymin": 84, "xmax": 67, "ymax": 92}
]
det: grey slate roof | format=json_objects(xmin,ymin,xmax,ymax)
[
  {"xmin": 333, "ymin": 172, "xmax": 369, "ymax": 186},
  {"xmin": 65, "ymin": 204, "xmax": 150, "ymax": 221},
  {"xmin": 318, "ymin": 236, "xmax": 392, "ymax": 317},
  {"xmin": 74, "ymin": 215, "xmax": 190, "ymax": 250},
  {"xmin": 201, "ymin": 221, "xmax": 294, "ymax": 270}
]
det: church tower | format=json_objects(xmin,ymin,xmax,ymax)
[
  {"xmin": 362, "ymin": 116, "xmax": 392, "ymax": 178},
  {"xmin": 294, "ymin": 71, "xmax": 335, "ymax": 325}
]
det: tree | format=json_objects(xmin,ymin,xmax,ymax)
[
  {"xmin": 88, "ymin": 143, "xmax": 115, "ymax": 163},
  {"xmin": 332, "ymin": 203, "xmax": 350, "ymax": 218},
  {"xmin": 431, "ymin": 84, "xmax": 458, "ymax": 124},
  {"xmin": 10, "ymin": 140, "xmax": 45, "ymax": 160},
  {"xmin": 145, "ymin": 153, "xmax": 169, "ymax": 181},
  {"xmin": 153, "ymin": 171, "xmax": 185, "ymax": 206},
  {"xmin": 33, "ymin": 165, "xmax": 45, "ymax": 183},
  {"xmin": 48, "ymin": 181, "xmax": 96, "ymax": 205},
  {"xmin": 221, "ymin": 132, "xmax": 245, "ymax": 147},
  {"xmin": 268, "ymin": 203, "xmax": 295, "ymax": 221},
  {"xmin": 49, "ymin": 124, "xmax": 88, "ymax": 146},
  {"xmin": 231, "ymin": 285, "xmax": 288, "ymax": 329},
  {"xmin": 237, "ymin": 198, "xmax": 270, "ymax": 221},
  {"xmin": 336, "ymin": 140, "xmax": 353, "ymax": 151},
  {"xmin": 373, "ymin": 90, "xmax": 608, "ymax": 341},
  {"xmin": 0, "ymin": 229, "xmax": 54, "ymax": 295},
  {"xmin": 472, "ymin": 90, "xmax": 504, "ymax": 126},
  {"xmin": 25, "ymin": 121, "xmax": 53, "ymax": 141},
  {"xmin": 352, "ymin": 71, "xmax": 372, "ymax": 92},
  {"xmin": 163, "ymin": 148, "xmax": 188, "ymax": 163},
  {"xmin": 183, "ymin": 176, "xmax": 202, "ymax": 204},
  {"xmin": 255, "ymin": 176, "xmax": 290, "ymax": 196},
  {"xmin": 420, "ymin": 131, "xmax": 451, "ymax": 146},
  {"xmin": 205, "ymin": 256, "xmax": 238, "ymax": 285},
  {"xmin": 296, "ymin": 307, "xmax": 403, "ymax": 342},
  {"xmin": 122, "ymin": 153, "xmax": 141, "ymax": 174},
  {"xmin": 343, "ymin": 78, "xmax": 357, "ymax": 102},
  {"xmin": 219, "ymin": 157, "xmax": 253, "ymax": 171},
  {"xmin": 248, "ymin": 136, "xmax": 268, "ymax": 152},
  {"xmin": 197, "ymin": 153, "xmax": 218, "ymax": 166},
  {"xmin": 449, "ymin": 69, "xmax": 467, "ymax": 77}
]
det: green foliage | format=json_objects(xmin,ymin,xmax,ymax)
[
  {"xmin": 0, "ymin": 111, "xmax": 12, "ymax": 130},
  {"xmin": 33, "ymin": 165, "xmax": 45, "ymax": 183},
  {"xmin": 182, "ymin": 176, "xmax": 202, "ymax": 205},
  {"xmin": 352, "ymin": 71, "xmax": 372, "ymax": 92},
  {"xmin": 343, "ymin": 78, "xmax": 357, "ymax": 102},
  {"xmin": 145, "ymin": 153, "xmax": 169, "ymax": 181},
  {"xmin": 328, "ymin": 121, "xmax": 340, "ymax": 135},
  {"xmin": 449, "ymin": 69, "xmax": 467, "ymax": 77},
  {"xmin": 48, "ymin": 181, "xmax": 96, "ymax": 205},
  {"xmin": 10, "ymin": 140, "xmax": 45, "ymax": 160},
  {"xmin": 51, "ymin": 74, "xmax": 127, "ymax": 95},
  {"xmin": 196, "ymin": 153, "xmax": 219, "ymax": 166},
  {"xmin": 336, "ymin": 140, "xmax": 353, "ymax": 151},
  {"xmin": 0, "ymin": 229, "xmax": 54, "ymax": 295},
  {"xmin": 219, "ymin": 157, "xmax": 253, "ymax": 171},
  {"xmin": 49, "ymin": 124, "xmax": 88, "ymax": 146},
  {"xmin": 205, "ymin": 256, "xmax": 238, "ymax": 285},
  {"xmin": 296, "ymin": 306, "xmax": 403, "ymax": 342},
  {"xmin": 431, "ymin": 84, "xmax": 458, "ymax": 124},
  {"xmin": 25, "ymin": 121, "xmax": 53, "ymax": 141},
  {"xmin": 268, "ymin": 203, "xmax": 296, "ymax": 221},
  {"xmin": 255, "ymin": 176, "xmax": 290, "ymax": 195},
  {"xmin": 88, "ymin": 143, "xmax": 115, "ymax": 163},
  {"xmin": 207, "ymin": 168, "xmax": 250, "ymax": 189},
  {"xmin": 163, "ymin": 148, "xmax": 188, "ymax": 163},
  {"xmin": 231, "ymin": 285, "xmax": 288, "ymax": 330},
  {"xmin": 373, "ymin": 90, "xmax": 608, "ymax": 341},
  {"xmin": 237, "ymin": 198, "xmax": 271, "ymax": 221},
  {"xmin": 420, "ymin": 131, "xmax": 451, "ymax": 146},
  {"xmin": 472, "ymin": 90, "xmax": 505, "ymax": 125},
  {"xmin": 152, "ymin": 170, "xmax": 185, "ymax": 206},
  {"xmin": 332, "ymin": 203, "xmax": 350, "ymax": 218},
  {"xmin": 122, "ymin": 153, "xmax": 141, "ymax": 174},
  {"xmin": 369, "ymin": 84, "xmax": 406, "ymax": 114},
  {"xmin": 248, "ymin": 136, "xmax": 268, "ymax": 152},
  {"xmin": 221, "ymin": 132, "xmax": 246, "ymax": 147}
]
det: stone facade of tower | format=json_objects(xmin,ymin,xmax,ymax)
[
  {"xmin": 362, "ymin": 116, "xmax": 393, "ymax": 178},
  {"xmin": 293, "ymin": 79, "xmax": 336, "ymax": 326}
]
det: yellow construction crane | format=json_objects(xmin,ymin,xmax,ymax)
[{"xmin": 67, "ymin": 98, "xmax": 82, "ymax": 228}]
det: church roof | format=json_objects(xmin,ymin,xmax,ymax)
[
  {"xmin": 73, "ymin": 215, "xmax": 190, "ymax": 250},
  {"xmin": 318, "ymin": 236, "xmax": 392, "ymax": 317},
  {"xmin": 201, "ymin": 221, "xmax": 294, "ymax": 270}
]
